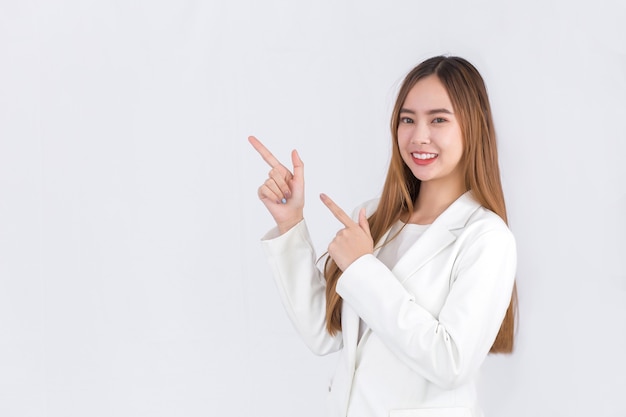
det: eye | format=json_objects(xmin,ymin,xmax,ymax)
[
  {"xmin": 432, "ymin": 117, "xmax": 447, "ymax": 124},
  {"xmin": 400, "ymin": 117, "xmax": 414, "ymax": 124}
]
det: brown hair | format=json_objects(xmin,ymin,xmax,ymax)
[{"xmin": 323, "ymin": 56, "xmax": 517, "ymax": 353}]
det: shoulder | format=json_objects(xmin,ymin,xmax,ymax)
[
  {"xmin": 444, "ymin": 192, "xmax": 514, "ymax": 244},
  {"xmin": 462, "ymin": 204, "xmax": 515, "ymax": 249},
  {"xmin": 448, "ymin": 196, "xmax": 517, "ymax": 272}
]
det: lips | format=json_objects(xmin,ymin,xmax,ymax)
[{"xmin": 411, "ymin": 152, "xmax": 438, "ymax": 165}]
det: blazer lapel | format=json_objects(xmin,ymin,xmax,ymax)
[
  {"xmin": 391, "ymin": 192, "xmax": 481, "ymax": 283},
  {"xmin": 340, "ymin": 193, "xmax": 480, "ymax": 373}
]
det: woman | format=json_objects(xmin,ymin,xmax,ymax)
[{"xmin": 249, "ymin": 55, "xmax": 517, "ymax": 417}]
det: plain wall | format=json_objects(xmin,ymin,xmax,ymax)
[{"xmin": 1, "ymin": 0, "xmax": 625, "ymax": 416}]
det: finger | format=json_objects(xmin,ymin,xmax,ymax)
[
  {"xmin": 258, "ymin": 183, "xmax": 286, "ymax": 204},
  {"xmin": 266, "ymin": 170, "xmax": 291, "ymax": 200},
  {"xmin": 358, "ymin": 208, "xmax": 372, "ymax": 238},
  {"xmin": 264, "ymin": 178, "xmax": 284, "ymax": 202},
  {"xmin": 291, "ymin": 149, "xmax": 304, "ymax": 181},
  {"xmin": 320, "ymin": 193, "xmax": 355, "ymax": 227},
  {"xmin": 248, "ymin": 136, "xmax": 283, "ymax": 168}
]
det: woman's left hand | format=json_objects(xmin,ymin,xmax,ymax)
[{"xmin": 320, "ymin": 193, "xmax": 374, "ymax": 271}]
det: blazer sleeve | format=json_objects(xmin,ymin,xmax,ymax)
[
  {"xmin": 335, "ymin": 220, "xmax": 516, "ymax": 389},
  {"xmin": 261, "ymin": 219, "xmax": 343, "ymax": 356}
]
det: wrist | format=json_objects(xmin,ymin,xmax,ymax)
[{"xmin": 277, "ymin": 217, "xmax": 304, "ymax": 235}]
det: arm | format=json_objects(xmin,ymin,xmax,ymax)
[
  {"xmin": 336, "ymin": 224, "xmax": 517, "ymax": 389},
  {"xmin": 249, "ymin": 136, "xmax": 342, "ymax": 355},
  {"xmin": 262, "ymin": 220, "xmax": 343, "ymax": 355}
]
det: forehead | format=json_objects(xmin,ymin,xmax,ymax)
[{"xmin": 402, "ymin": 75, "xmax": 453, "ymax": 111}]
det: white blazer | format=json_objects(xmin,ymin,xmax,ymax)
[{"xmin": 261, "ymin": 192, "xmax": 516, "ymax": 417}]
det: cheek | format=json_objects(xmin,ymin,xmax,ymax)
[
  {"xmin": 442, "ymin": 130, "xmax": 464, "ymax": 159},
  {"xmin": 453, "ymin": 137, "xmax": 465, "ymax": 160},
  {"xmin": 396, "ymin": 141, "xmax": 412, "ymax": 166},
  {"xmin": 396, "ymin": 135, "xmax": 410, "ymax": 159},
  {"xmin": 397, "ymin": 128, "xmax": 411, "ymax": 147}
]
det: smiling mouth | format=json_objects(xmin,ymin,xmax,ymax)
[{"xmin": 412, "ymin": 152, "xmax": 438, "ymax": 160}]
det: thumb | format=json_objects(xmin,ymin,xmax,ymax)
[
  {"xmin": 358, "ymin": 208, "xmax": 371, "ymax": 238},
  {"xmin": 291, "ymin": 149, "xmax": 304, "ymax": 181}
]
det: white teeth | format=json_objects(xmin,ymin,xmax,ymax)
[{"xmin": 412, "ymin": 153, "xmax": 437, "ymax": 160}]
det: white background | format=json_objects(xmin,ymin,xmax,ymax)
[{"xmin": 1, "ymin": 1, "xmax": 625, "ymax": 416}]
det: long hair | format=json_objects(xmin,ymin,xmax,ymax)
[{"xmin": 323, "ymin": 56, "xmax": 517, "ymax": 354}]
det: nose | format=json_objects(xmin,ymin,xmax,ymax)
[{"xmin": 410, "ymin": 124, "xmax": 430, "ymax": 144}]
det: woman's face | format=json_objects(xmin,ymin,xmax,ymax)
[{"xmin": 397, "ymin": 75, "xmax": 464, "ymax": 190}]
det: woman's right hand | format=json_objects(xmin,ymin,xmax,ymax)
[{"xmin": 248, "ymin": 136, "xmax": 305, "ymax": 234}]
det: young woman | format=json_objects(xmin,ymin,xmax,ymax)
[{"xmin": 249, "ymin": 56, "xmax": 517, "ymax": 417}]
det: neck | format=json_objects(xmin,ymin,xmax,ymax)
[{"xmin": 407, "ymin": 180, "xmax": 467, "ymax": 225}]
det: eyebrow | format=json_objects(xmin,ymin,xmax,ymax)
[{"xmin": 399, "ymin": 108, "xmax": 454, "ymax": 115}]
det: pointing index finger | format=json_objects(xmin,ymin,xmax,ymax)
[
  {"xmin": 320, "ymin": 193, "xmax": 355, "ymax": 227},
  {"xmin": 248, "ymin": 136, "xmax": 282, "ymax": 168}
]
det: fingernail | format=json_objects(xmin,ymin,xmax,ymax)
[
  {"xmin": 281, "ymin": 198, "xmax": 287, "ymax": 204},
  {"xmin": 285, "ymin": 191, "xmax": 291, "ymax": 198}
]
